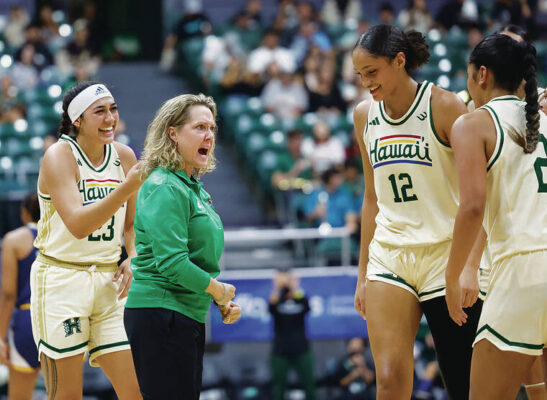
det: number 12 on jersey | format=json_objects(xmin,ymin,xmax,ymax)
[{"xmin": 388, "ymin": 173, "xmax": 418, "ymax": 202}]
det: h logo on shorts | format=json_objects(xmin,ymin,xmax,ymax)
[{"xmin": 63, "ymin": 317, "xmax": 82, "ymax": 337}]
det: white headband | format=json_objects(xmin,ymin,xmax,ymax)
[{"xmin": 67, "ymin": 84, "xmax": 113, "ymax": 122}]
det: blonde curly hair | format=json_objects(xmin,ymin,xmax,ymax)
[{"xmin": 140, "ymin": 93, "xmax": 217, "ymax": 179}]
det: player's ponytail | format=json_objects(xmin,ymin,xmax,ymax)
[
  {"xmin": 57, "ymin": 81, "xmax": 98, "ymax": 139},
  {"xmin": 469, "ymin": 34, "xmax": 540, "ymax": 153},
  {"xmin": 522, "ymin": 46, "xmax": 539, "ymax": 153},
  {"xmin": 354, "ymin": 24, "xmax": 429, "ymax": 73}
]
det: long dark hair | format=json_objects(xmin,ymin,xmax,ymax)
[
  {"xmin": 354, "ymin": 24, "xmax": 429, "ymax": 73},
  {"xmin": 22, "ymin": 192, "xmax": 40, "ymax": 222},
  {"xmin": 57, "ymin": 81, "xmax": 100, "ymax": 139},
  {"xmin": 469, "ymin": 34, "xmax": 539, "ymax": 153}
]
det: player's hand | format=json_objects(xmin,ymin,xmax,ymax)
[
  {"xmin": 0, "ymin": 338, "xmax": 11, "ymax": 367},
  {"xmin": 113, "ymin": 258, "xmax": 133, "ymax": 299},
  {"xmin": 446, "ymin": 280, "xmax": 468, "ymax": 326},
  {"xmin": 219, "ymin": 301, "xmax": 242, "ymax": 324},
  {"xmin": 354, "ymin": 277, "xmax": 367, "ymax": 319},
  {"xmin": 123, "ymin": 162, "xmax": 144, "ymax": 194},
  {"xmin": 460, "ymin": 264, "xmax": 479, "ymax": 308}
]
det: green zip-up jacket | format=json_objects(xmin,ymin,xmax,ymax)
[{"xmin": 125, "ymin": 167, "xmax": 224, "ymax": 323}]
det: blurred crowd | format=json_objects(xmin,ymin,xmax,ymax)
[
  {"xmin": 0, "ymin": 2, "xmax": 131, "ymax": 195},
  {"xmin": 161, "ymin": 0, "xmax": 545, "ymax": 262}
]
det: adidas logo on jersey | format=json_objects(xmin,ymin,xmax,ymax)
[
  {"xmin": 95, "ymin": 86, "xmax": 106, "ymax": 95},
  {"xmin": 76, "ymin": 159, "xmax": 82, "ymax": 166},
  {"xmin": 369, "ymin": 117, "xmax": 380, "ymax": 126},
  {"xmin": 417, "ymin": 112, "xmax": 427, "ymax": 121},
  {"xmin": 113, "ymin": 158, "xmax": 121, "ymax": 166}
]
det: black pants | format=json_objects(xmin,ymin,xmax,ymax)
[
  {"xmin": 124, "ymin": 307, "xmax": 205, "ymax": 400},
  {"xmin": 421, "ymin": 296, "xmax": 483, "ymax": 400}
]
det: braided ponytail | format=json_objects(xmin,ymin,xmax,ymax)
[{"xmin": 522, "ymin": 46, "xmax": 539, "ymax": 153}]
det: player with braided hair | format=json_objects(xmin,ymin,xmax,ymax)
[{"xmin": 446, "ymin": 33, "xmax": 547, "ymax": 398}]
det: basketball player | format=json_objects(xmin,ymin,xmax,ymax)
[
  {"xmin": 30, "ymin": 81, "xmax": 143, "ymax": 399},
  {"xmin": 0, "ymin": 193, "xmax": 40, "ymax": 399},
  {"xmin": 458, "ymin": 25, "xmax": 547, "ymax": 399},
  {"xmin": 352, "ymin": 24, "xmax": 482, "ymax": 400},
  {"xmin": 445, "ymin": 33, "xmax": 546, "ymax": 398}
]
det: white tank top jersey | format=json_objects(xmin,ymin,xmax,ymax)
[
  {"xmin": 35, "ymin": 134, "xmax": 127, "ymax": 264},
  {"xmin": 480, "ymin": 95, "xmax": 547, "ymax": 264},
  {"xmin": 365, "ymin": 81, "xmax": 459, "ymax": 247}
]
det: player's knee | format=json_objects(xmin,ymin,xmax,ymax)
[{"xmin": 375, "ymin": 361, "xmax": 412, "ymax": 393}]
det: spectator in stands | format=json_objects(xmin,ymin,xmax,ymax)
[
  {"xmin": 124, "ymin": 93, "xmax": 239, "ymax": 400},
  {"xmin": 302, "ymin": 120, "xmax": 346, "ymax": 177},
  {"xmin": 260, "ymin": 64, "xmax": 308, "ymax": 120},
  {"xmin": 413, "ymin": 332, "xmax": 444, "ymax": 399},
  {"xmin": 290, "ymin": 19, "xmax": 332, "ymax": 67},
  {"xmin": 491, "ymin": 0, "xmax": 535, "ymax": 37},
  {"xmin": 397, "ymin": 0, "xmax": 433, "ymax": 33},
  {"xmin": 304, "ymin": 167, "xmax": 358, "ymax": 231},
  {"xmin": 241, "ymin": 0, "xmax": 263, "ymax": 29},
  {"xmin": 435, "ymin": 0, "xmax": 479, "ymax": 31},
  {"xmin": 33, "ymin": 5, "xmax": 59, "ymax": 44},
  {"xmin": 307, "ymin": 63, "xmax": 346, "ymax": 116},
  {"xmin": 269, "ymin": 269, "xmax": 316, "ymax": 400},
  {"xmin": 333, "ymin": 337, "xmax": 375, "ymax": 400},
  {"xmin": 0, "ymin": 193, "xmax": 41, "ymax": 400},
  {"xmin": 14, "ymin": 23, "xmax": 54, "ymax": 71},
  {"xmin": 271, "ymin": 129, "xmax": 312, "ymax": 190},
  {"xmin": 342, "ymin": 159, "xmax": 364, "ymax": 212},
  {"xmin": 0, "ymin": 75, "xmax": 26, "ymax": 123},
  {"xmin": 11, "ymin": 43, "xmax": 40, "ymax": 90},
  {"xmin": 378, "ymin": 2, "xmax": 396, "ymax": 26},
  {"xmin": 159, "ymin": 0, "xmax": 212, "ymax": 72},
  {"xmin": 273, "ymin": 0, "xmax": 300, "ymax": 38},
  {"xmin": 56, "ymin": 19, "xmax": 101, "ymax": 78},
  {"xmin": 4, "ymin": 5, "xmax": 30, "ymax": 49},
  {"xmin": 247, "ymin": 29, "xmax": 296, "ymax": 83},
  {"xmin": 321, "ymin": 0, "xmax": 362, "ymax": 27}
]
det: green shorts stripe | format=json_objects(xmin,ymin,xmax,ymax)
[
  {"xmin": 373, "ymin": 273, "xmax": 418, "ymax": 295},
  {"xmin": 476, "ymin": 324, "xmax": 544, "ymax": 350},
  {"xmin": 89, "ymin": 341, "xmax": 130, "ymax": 356},
  {"xmin": 39, "ymin": 339, "xmax": 89, "ymax": 354}
]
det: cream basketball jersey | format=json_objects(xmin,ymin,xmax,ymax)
[
  {"xmin": 481, "ymin": 95, "xmax": 547, "ymax": 264},
  {"xmin": 365, "ymin": 81, "xmax": 459, "ymax": 246},
  {"xmin": 35, "ymin": 135, "xmax": 126, "ymax": 264}
]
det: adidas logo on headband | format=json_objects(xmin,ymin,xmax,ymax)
[{"xmin": 67, "ymin": 84, "xmax": 113, "ymax": 122}]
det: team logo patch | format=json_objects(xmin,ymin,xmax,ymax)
[{"xmin": 63, "ymin": 317, "xmax": 82, "ymax": 337}]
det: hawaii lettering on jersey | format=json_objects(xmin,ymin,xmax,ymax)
[
  {"xmin": 368, "ymin": 134, "xmax": 432, "ymax": 169},
  {"xmin": 79, "ymin": 178, "xmax": 120, "ymax": 205}
]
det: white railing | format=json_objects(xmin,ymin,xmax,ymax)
[{"xmin": 223, "ymin": 225, "xmax": 353, "ymax": 267}]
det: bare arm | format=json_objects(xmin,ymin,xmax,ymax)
[
  {"xmin": 353, "ymin": 100, "xmax": 378, "ymax": 319},
  {"xmin": 0, "ymin": 232, "xmax": 19, "ymax": 342},
  {"xmin": 113, "ymin": 143, "xmax": 138, "ymax": 298},
  {"xmin": 446, "ymin": 112, "xmax": 492, "ymax": 325},
  {"xmin": 39, "ymin": 142, "xmax": 142, "ymax": 239}
]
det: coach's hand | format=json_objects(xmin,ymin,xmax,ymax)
[
  {"xmin": 446, "ymin": 279, "xmax": 468, "ymax": 326},
  {"xmin": 354, "ymin": 277, "xmax": 367, "ymax": 319},
  {"xmin": 114, "ymin": 258, "xmax": 133, "ymax": 299},
  {"xmin": 219, "ymin": 301, "xmax": 242, "ymax": 324},
  {"xmin": 459, "ymin": 264, "xmax": 479, "ymax": 308}
]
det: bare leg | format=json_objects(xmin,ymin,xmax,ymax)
[
  {"xmin": 40, "ymin": 353, "xmax": 84, "ymax": 400},
  {"xmin": 523, "ymin": 356, "xmax": 547, "ymax": 400},
  {"xmin": 365, "ymin": 281, "xmax": 422, "ymax": 400},
  {"xmin": 96, "ymin": 349, "xmax": 142, "ymax": 400},
  {"xmin": 7, "ymin": 367, "xmax": 40, "ymax": 400},
  {"xmin": 470, "ymin": 339, "xmax": 536, "ymax": 400}
]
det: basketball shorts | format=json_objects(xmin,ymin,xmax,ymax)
[
  {"xmin": 8, "ymin": 307, "xmax": 40, "ymax": 372},
  {"xmin": 366, "ymin": 239, "xmax": 450, "ymax": 302},
  {"xmin": 474, "ymin": 250, "xmax": 547, "ymax": 356},
  {"xmin": 30, "ymin": 259, "xmax": 130, "ymax": 366}
]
